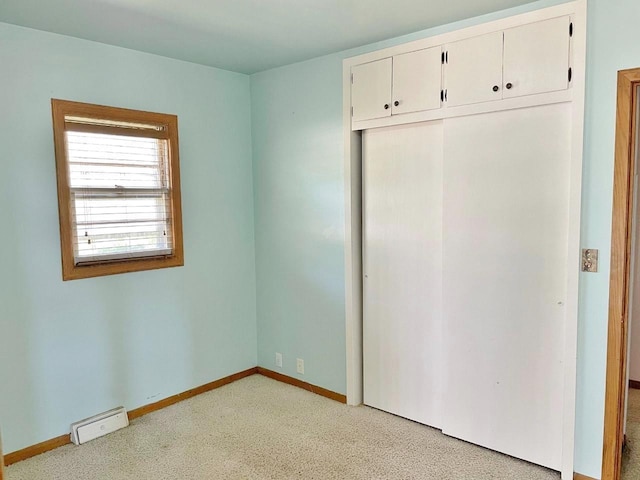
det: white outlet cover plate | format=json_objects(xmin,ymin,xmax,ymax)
[{"xmin": 296, "ymin": 358, "xmax": 304, "ymax": 374}]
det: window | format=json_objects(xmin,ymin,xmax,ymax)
[{"xmin": 51, "ymin": 99, "xmax": 184, "ymax": 280}]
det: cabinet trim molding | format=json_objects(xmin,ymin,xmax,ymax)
[{"xmin": 353, "ymin": 88, "xmax": 572, "ymax": 131}]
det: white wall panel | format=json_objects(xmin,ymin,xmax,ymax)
[
  {"xmin": 441, "ymin": 103, "xmax": 572, "ymax": 470},
  {"xmin": 363, "ymin": 121, "xmax": 443, "ymax": 428}
]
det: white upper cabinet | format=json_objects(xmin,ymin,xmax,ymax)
[
  {"xmin": 351, "ymin": 58, "xmax": 393, "ymax": 122},
  {"xmin": 444, "ymin": 31, "xmax": 504, "ymax": 108},
  {"xmin": 502, "ymin": 16, "xmax": 571, "ymax": 99},
  {"xmin": 349, "ymin": 11, "xmax": 576, "ymax": 127},
  {"xmin": 392, "ymin": 47, "xmax": 442, "ymax": 115}
]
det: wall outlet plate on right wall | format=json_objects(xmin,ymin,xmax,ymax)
[{"xmin": 581, "ymin": 248, "xmax": 598, "ymax": 272}]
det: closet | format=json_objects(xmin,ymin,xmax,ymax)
[{"xmin": 347, "ymin": 2, "xmax": 585, "ymax": 477}]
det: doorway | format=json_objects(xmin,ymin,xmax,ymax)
[
  {"xmin": 1, "ymin": 429, "xmax": 4, "ymax": 480},
  {"xmin": 602, "ymin": 68, "xmax": 640, "ymax": 480}
]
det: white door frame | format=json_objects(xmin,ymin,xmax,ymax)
[{"xmin": 342, "ymin": 2, "xmax": 586, "ymax": 478}]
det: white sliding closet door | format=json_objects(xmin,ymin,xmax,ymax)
[
  {"xmin": 363, "ymin": 121, "xmax": 443, "ymax": 428},
  {"xmin": 441, "ymin": 103, "xmax": 571, "ymax": 470}
]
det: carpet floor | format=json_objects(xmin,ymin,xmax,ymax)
[
  {"xmin": 7, "ymin": 375, "xmax": 559, "ymax": 480},
  {"xmin": 623, "ymin": 388, "xmax": 640, "ymax": 479}
]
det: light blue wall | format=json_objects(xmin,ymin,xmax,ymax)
[
  {"xmin": 251, "ymin": 0, "xmax": 640, "ymax": 478},
  {"xmin": 3, "ymin": 0, "xmax": 639, "ymax": 476},
  {"xmin": 576, "ymin": 2, "xmax": 640, "ymax": 476},
  {"xmin": 0, "ymin": 23, "xmax": 258, "ymax": 453},
  {"xmin": 251, "ymin": 55, "xmax": 347, "ymax": 394}
]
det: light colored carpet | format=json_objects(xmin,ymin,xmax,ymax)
[
  {"xmin": 7, "ymin": 375, "xmax": 559, "ymax": 480},
  {"xmin": 623, "ymin": 388, "xmax": 640, "ymax": 479}
]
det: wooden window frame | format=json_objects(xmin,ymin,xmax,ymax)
[
  {"xmin": 602, "ymin": 68, "xmax": 640, "ymax": 480},
  {"xmin": 51, "ymin": 99, "xmax": 184, "ymax": 280}
]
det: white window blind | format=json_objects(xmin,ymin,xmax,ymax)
[{"xmin": 65, "ymin": 119, "xmax": 174, "ymax": 265}]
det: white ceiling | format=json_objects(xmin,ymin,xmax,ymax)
[{"xmin": 0, "ymin": 0, "xmax": 536, "ymax": 74}]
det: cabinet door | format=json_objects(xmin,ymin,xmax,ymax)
[
  {"xmin": 351, "ymin": 58, "xmax": 392, "ymax": 122},
  {"xmin": 444, "ymin": 31, "xmax": 503, "ymax": 107},
  {"xmin": 503, "ymin": 16, "xmax": 571, "ymax": 98},
  {"xmin": 392, "ymin": 47, "xmax": 442, "ymax": 115}
]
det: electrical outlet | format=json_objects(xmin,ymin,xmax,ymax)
[
  {"xmin": 582, "ymin": 248, "xmax": 598, "ymax": 273},
  {"xmin": 275, "ymin": 352, "xmax": 283, "ymax": 368},
  {"xmin": 296, "ymin": 358, "xmax": 304, "ymax": 374}
]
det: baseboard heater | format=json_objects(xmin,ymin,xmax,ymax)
[{"xmin": 70, "ymin": 407, "xmax": 129, "ymax": 445}]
